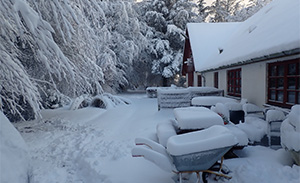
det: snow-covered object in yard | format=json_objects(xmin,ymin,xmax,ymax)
[
  {"xmin": 188, "ymin": 86, "xmax": 224, "ymax": 98},
  {"xmin": 212, "ymin": 103, "xmax": 230, "ymax": 119},
  {"xmin": 174, "ymin": 107, "xmax": 223, "ymax": 130},
  {"xmin": 266, "ymin": 110, "xmax": 286, "ymax": 148},
  {"xmin": 146, "ymin": 87, "xmax": 158, "ymax": 98},
  {"xmin": 156, "ymin": 120, "xmax": 177, "ymax": 147},
  {"xmin": 281, "ymin": 105, "xmax": 300, "ymax": 152},
  {"xmin": 289, "ymin": 105, "xmax": 300, "ymax": 132},
  {"xmin": 225, "ymin": 102, "xmax": 245, "ymax": 124},
  {"xmin": 135, "ymin": 137, "xmax": 169, "ymax": 158},
  {"xmin": 167, "ymin": 125, "xmax": 238, "ymax": 156},
  {"xmin": 266, "ymin": 109, "xmax": 286, "ymax": 133},
  {"xmin": 243, "ymin": 103, "xmax": 265, "ymax": 119},
  {"xmin": 69, "ymin": 95, "xmax": 91, "ymax": 110},
  {"xmin": 225, "ymin": 124, "xmax": 249, "ymax": 147},
  {"xmin": 0, "ymin": 111, "xmax": 31, "ymax": 183},
  {"xmin": 237, "ymin": 117, "xmax": 268, "ymax": 143},
  {"xmin": 191, "ymin": 96, "xmax": 237, "ymax": 107},
  {"xmin": 189, "ymin": 0, "xmax": 300, "ymax": 72},
  {"xmin": 225, "ymin": 102, "xmax": 243, "ymax": 111},
  {"xmin": 157, "ymin": 88, "xmax": 190, "ymax": 109},
  {"xmin": 70, "ymin": 93, "xmax": 130, "ymax": 110},
  {"xmin": 132, "ymin": 145, "xmax": 174, "ymax": 172}
]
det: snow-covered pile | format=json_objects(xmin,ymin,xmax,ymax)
[
  {"xmin": 281, "ymin": 105, "xmax": 300, "ymax": 151},
  {"xmin": 0, "ymin": 111, "xmax": 31, "ymax": 183},
  {"xmin": 167, "ymin": 125, "xmax": 238, "ymax": 156},
  {"xmin": 69, "ymin": 93, "xmax": 130, "ymax": 110},
  {"xmin": 174, "ymin": 107, "xmax": 224, "ymax": 130}
]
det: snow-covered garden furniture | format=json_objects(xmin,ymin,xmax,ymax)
[
  {"xmin": 188, "ymin": 87, "xmax": 224, "ymax": 99},
  {"xmin": 146, "ymin": 87, "xmax": 158, "ymax": 98},
  {"xmin": 266, "ymin": 110, "xmax": 286, "ymax": 149},
  {"xmin": 156, "ymin": 87, "xmax": 224, "ymax": 110},
  {"xmin": 281, "ymin": 105, "xmax": 300, "ymax": 165},
  {"xmin": 173, "ymin": 107, "xmax": 224, "ymax": 133},
  {"xmin": 156, "ymin": 119, "xmax": 178, "ymax": 147},
  {"xmin": 157, "ymin": 88, "xmax": 190, "ymax": 110},
  {"xmin": 132, "ymin": 125, "xmax": 238, "ymax": 183},
  {"xmin": 225, "ymin": 103, "xmax": 245, "ymax": 124},
  {"xmin": 243, "ymin": 103, "xmax": 265, "ymax": 119},
  {"xmin": 191, "ymin": 96, "xmax": 238, "ymax": 108}
]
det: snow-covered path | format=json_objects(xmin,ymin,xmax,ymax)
[
  {"xmin": 14, "ymin": 94, "xmax": 300, "ymax": 183},
  {"xmin": 15, "ymin": 94, "xmax": 174, "ymax": 183}
]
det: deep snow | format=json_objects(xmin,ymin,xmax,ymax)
[{"xmin": 2, "ymin": 93, "xmax": 300, "ymax": 183}]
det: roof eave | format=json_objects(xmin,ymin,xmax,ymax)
[{"xmin": 197, "ymin": 48, "xmax": 300, "ymax": 73}]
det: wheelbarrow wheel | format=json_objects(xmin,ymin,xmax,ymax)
[
  {"xmin": 202, "ymin": 162, "xmax": 231, "ymax": 183},
  {"xmin": 202, "ymin": 172, "xmax": 209, "ymax": 183}
]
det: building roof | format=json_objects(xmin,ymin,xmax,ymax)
[{"xmin": 187, "ymin": 0, "xmax": 300, "ymax": 72}]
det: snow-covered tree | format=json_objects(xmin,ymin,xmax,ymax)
[
  {"xmin": 196, "ymin": 0, "xmax": 210, "ymax": 22},
  {"xmin": 0, "ymin": 0, "xmax": 103, "ymax": 121},
  {"xmin": 135, "ymin": 0, "xmax": 196, "ymax": 86},
  {"xmin": 207, "ymin": 0, "xmax": 272, "ymax": 22},
  {"xmin": 228, "ymin": 0, "xmax": 272, "ymax": 22}
]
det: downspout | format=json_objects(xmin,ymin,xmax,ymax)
[{"xmin": 201, "ymin": 73, "xmax": 206, "ymax": 87}]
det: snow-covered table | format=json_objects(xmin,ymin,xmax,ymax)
[
  {"xmin": 191, "ymin": 96, "xmax": 238, "ymax": 107},
  {"xmin": 174, "ymin": 107, "xmax": 224, "ymax": 131}
]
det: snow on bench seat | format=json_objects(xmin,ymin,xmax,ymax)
[
  {"xmin": 167, "ymin": 125, "xmax": 238, "ymax": 156},
  {"xmin": 174, "ymin": 107, "xmax": 223, "ymax": 130},
  {"xmin": 191, "ymin": 96, "xmax": 238, "ymax": 107}
]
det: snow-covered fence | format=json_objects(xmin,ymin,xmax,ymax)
[{"xmin": 157, "ymin": 87, "xmax": 224, "ymax": 110}]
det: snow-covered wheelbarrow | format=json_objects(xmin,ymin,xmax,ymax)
[{"xmin": 132, "ymin": 125, "xmax": 238, "ymax": 183}]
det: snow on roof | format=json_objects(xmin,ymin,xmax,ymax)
[
  {"xmin": 187, "ymin": 22, "xmax": 240, "ymax": 72},
  {"xmin": 188, "ymin": 0, "xmax": 300, "ymax": 72}
]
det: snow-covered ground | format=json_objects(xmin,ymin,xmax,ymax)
[{"xmin": 4, "ymin": 94, "xmax": 300, "ymax": 183}]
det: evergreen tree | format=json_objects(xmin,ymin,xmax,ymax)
[
  {"xmin": 135, "ymin": 0, "xmax": 196, "ymax": 86},
  {"xmin": 197, "ymin": 0, "xmax": 210, "ymax": 22}
]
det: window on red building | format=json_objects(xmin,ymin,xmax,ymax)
[
  {"xmin": 268, "ymin": 59, "xmax": 300, "ymax": 108},
  {"xmin": 227, "ymin": 68, "xmax": 241, "ymax": 97}
]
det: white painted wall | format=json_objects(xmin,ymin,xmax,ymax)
[
  {"xmin": 201, "ymin": 63, "xmax": 267, "ymax": 107},
  {"xmin": 242, "ymin": 62, "xmax": 267, "ymax": 107},
  {"xmin": 193, "ymin": 73, "xmax": 198, "ymax": 86}
]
